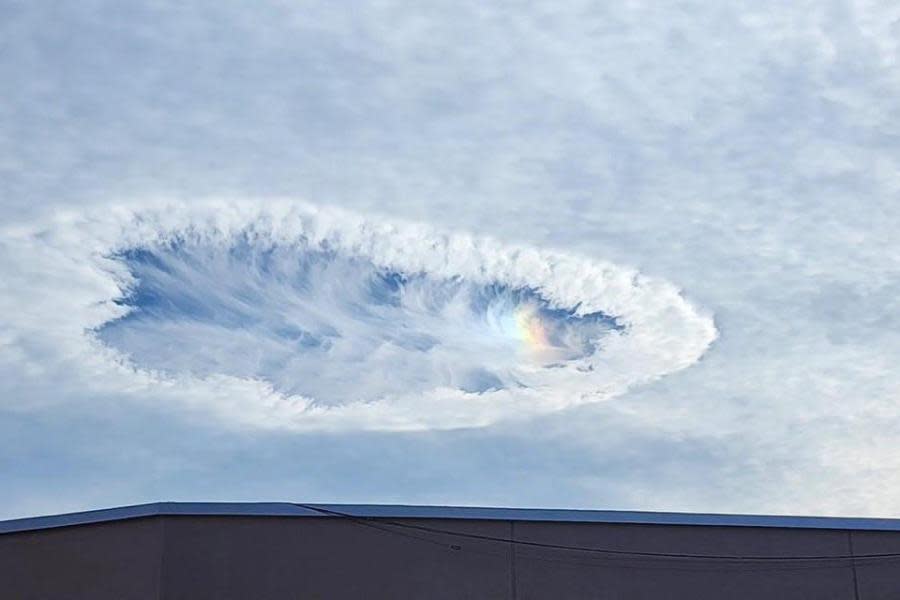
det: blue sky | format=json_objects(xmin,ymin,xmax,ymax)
[{"xmin": 2, "ymin": 0, "xmax": 900, "ymax": 519}]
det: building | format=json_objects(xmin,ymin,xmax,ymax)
[{"xmin": 3, "ymin": 502, "xmax": 900, "ymax": 598}]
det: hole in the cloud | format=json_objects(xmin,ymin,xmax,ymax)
[{"xmin": 97, "ymin": 237, "xmax": 622, "ymax": 406}]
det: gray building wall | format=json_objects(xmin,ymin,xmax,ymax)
[{"xmin": 2, "ymin": 509, "xmax": 900, "ymax": 599}]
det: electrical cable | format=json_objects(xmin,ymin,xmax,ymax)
[{"xmin": 295, "ymin": 504, "xmax": 900, "ymax": 564}]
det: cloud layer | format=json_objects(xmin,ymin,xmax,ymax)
[{"xmin": 2, "ymin": 0, "xmax": 900, "ymax": 519}]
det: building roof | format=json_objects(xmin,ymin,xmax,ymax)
[{"xmin": 3, "ymin": 502, "xmax": 900, "ymax": 535}]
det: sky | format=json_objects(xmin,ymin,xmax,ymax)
[{"xmin": 1, "ymin": 0, "xmax": 899, "ymax": 520}]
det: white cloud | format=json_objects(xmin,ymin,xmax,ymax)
[{"xmin": 1, "ymin": 0, "xmax": 900, "ymax": 518}]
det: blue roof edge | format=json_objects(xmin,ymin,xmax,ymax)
[{"xmin": 4, "ymin": 502, "xmax": 900, "ymax": 535}]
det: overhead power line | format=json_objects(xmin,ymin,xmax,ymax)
[{"xmin": 295, "ymin": 504, "xmax": 900, "ymax": 564}]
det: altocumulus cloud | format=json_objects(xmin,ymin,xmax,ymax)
[
  {"xmin": 3, "ymin": 0, "xmax": 900, "ymax": 519},
  {"xmin": 0, "ymin": 200, "xmax": 715, "ymax": 431}
]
